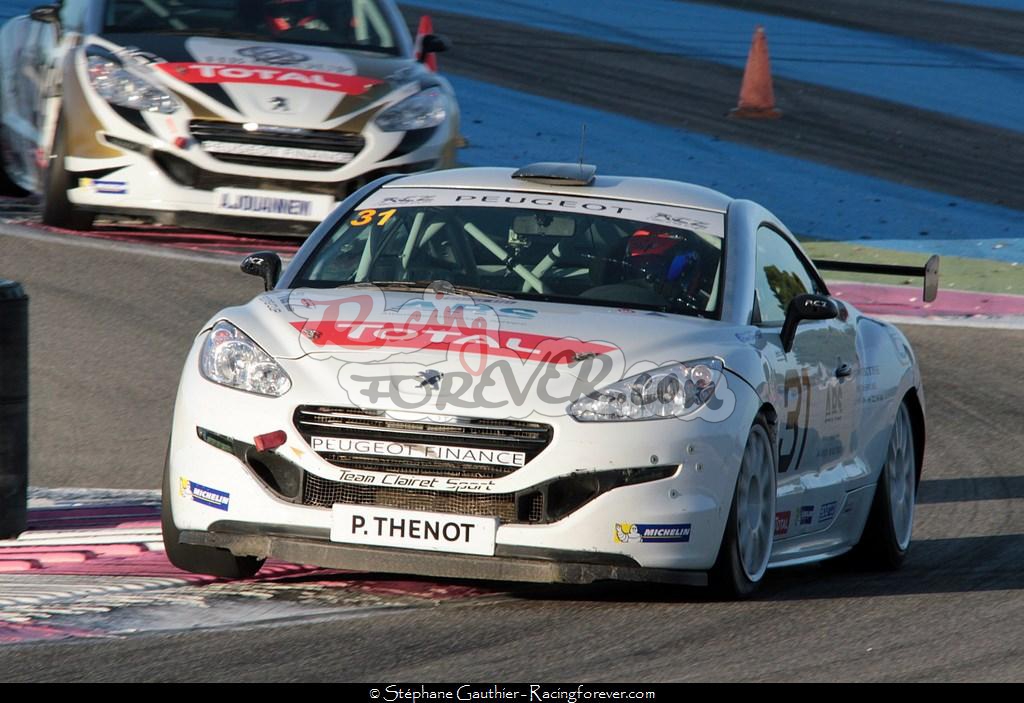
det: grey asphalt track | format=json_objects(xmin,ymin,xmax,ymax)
[
  {"xmin": 1, "ymin": 0, "xmax": 1023, "ymax": 682},
  {"xmin": 2, "ymin": 224, "xmax": 1022, "ymax": 682},
  {"xmin": 1, "ymin": 228, "xmax": 260, "ymax": 489}
]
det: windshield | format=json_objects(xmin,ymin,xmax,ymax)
[
  {"xmin": 293, "ymin": 188, "xmax": 725, "ymax": 318},
  {"xmin": 102, "ymin": 0, "xmax": 402, "ymax": 53}
]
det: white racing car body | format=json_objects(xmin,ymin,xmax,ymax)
[
  {"xmin": 164, "ymin": 163, "xmax": 932, "ymax": 596},
  {"xmin": 0, "ymin": 0, "xmax": 459, "ymax": 233}
]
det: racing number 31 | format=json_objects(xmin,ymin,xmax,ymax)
[
  {"xmin": 779, "ymin": 368, "xmax": 811, "ymax": 473},
  {"xmin": 350, "ymin": 209, "xmax": 397, "ymax": 227}
]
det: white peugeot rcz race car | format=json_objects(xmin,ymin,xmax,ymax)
[
  {"xmin": 163, "ymin": 163, "xmax": 937, "ymax": 596},
  {"xmin": 0, "ymin": 0, "xmax": 459, "ymax": 233}
]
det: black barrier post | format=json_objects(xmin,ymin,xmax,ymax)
[{"xmin": 0, "ymin": 280, "xmax": 28, "ymax": 539}]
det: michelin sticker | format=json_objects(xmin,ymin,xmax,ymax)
[
  {"xmin": 615, "ymin": 523, "xmax": 691, "ymax": 543},
  {"xmin": 79, "ymin": 178, "xmax": 127, "ymax": 195},
  {"xmin": 180, "ymin": 478, "xmax": 230, "ymax": 511}
]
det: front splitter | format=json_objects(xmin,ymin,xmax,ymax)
[{"xmin": 181, "ymin": 528, "xmax": 708, "ymax": 587}]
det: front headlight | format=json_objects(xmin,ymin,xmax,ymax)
[
  {"xmin": 568, "ymin": 359, "xmax": 723, "ymax": 422},
  {"xmin": 199, "ymin": 321, "xmax": 291, "ymax": 397},
  {"xmin": 375, "ymin": 88, "xmax": 447, "ymax": 132},
  {"xmin": 86, "ymin": 55, "xmax": 181, "ymax": 115}
]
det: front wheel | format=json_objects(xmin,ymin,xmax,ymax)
[
  {"xmin": 852, "ymin": 400, "xmax": 917, "ymax": 569},
  {"xmin": 41, "ymin": 115, "xmax": 95, "ymax": 230},
  {"xmin": 0, "ymin": 120, "xmax": 27, "ymax": 196},
  {"xmin": 710, "ymin": 415, "xmax": 777, "ymax": 598},
  {"xmin": 161, "ymin": 455, "xmax": 264, "ymax": 579}
]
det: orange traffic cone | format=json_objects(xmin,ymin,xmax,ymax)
[
  {"xmin": 414, "ymin": 15, "xmax": 438, "ymax": 72},
  {"xmin": 729, "ymin": 26, "xmax": 781, "ymax": 119}
]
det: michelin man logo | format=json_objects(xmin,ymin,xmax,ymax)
[{"xmin": 615, "ymin": 524, "xmax": 642, "ymax": 543}]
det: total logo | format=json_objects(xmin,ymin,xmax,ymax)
[{"xmin": 155, "ymin": 62, "xmax": 382, "ymax": 95}]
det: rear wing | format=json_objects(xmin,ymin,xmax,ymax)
[{"xmin": 813, "ymin": 254, "xmax": 940, "ymax": 303}]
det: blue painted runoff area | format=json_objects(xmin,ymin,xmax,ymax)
[
  {"xmin": 449, "ymin": 74, "xmax": 1024, "ymax": 263},
  {"xmin": 413, "ymin": 0, "xmax": 1024, "ymax": 133}
]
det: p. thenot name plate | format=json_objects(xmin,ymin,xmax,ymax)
[
  {"xmin": 310, "ymin": 436, "xmax": 527, "ymax": 467},
  {"xmin": 331, "ymin": 505, "xmax": 498, "ymax": 556}
]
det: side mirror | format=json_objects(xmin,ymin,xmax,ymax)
[
  {"xmin": 29, "ymin": 4, "xmax": 60, "ymax": 23},
  {"xmin": 418, "ymin": 33, "xmax": 451, "ymax": 60},
  {"xmin": 241, "ymin": 251, "xmax": 282, "ymax": 292},
  {"xmin": 780, "ymin": 293, "xmax": 838, "ymax": 353}
]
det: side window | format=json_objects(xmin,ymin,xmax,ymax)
[{"xmin": 754, "ymin": 226, "xmax": 821, "ymax": 325}]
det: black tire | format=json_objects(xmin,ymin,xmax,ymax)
[
  {"xmin": 709, "ymin": 414, "xmax": 777, "ymax": 598},
  {"xmin": 0, "ymin": 158, "xmax": 24, "ymax": 196},
  {"xmin": 850, "ymin": 400, "xmax": 918, "ymax": 570},
  {"xmin": 40, "ymin": 115, "xmax": 95, "ymax": 230},
  {"xmin": 0, "ymin": 102, "xmax": 27, "ymax": 196},
  {"xmin": 161, "ymin": 452, "xmax": 264, "ymax": 579}
]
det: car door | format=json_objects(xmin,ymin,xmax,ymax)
[{"xmin": 752, "ymin": 225, "xmax": 840, "ymax": 541}]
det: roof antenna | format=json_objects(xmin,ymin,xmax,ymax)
[{"xmin": 578, "ymin": 123, "xmax": 587, "ymax": 176}]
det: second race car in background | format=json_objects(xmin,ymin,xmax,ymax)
[{"xmin": 0, "ymin": 0, "xmax": 459, "ymax": 233}]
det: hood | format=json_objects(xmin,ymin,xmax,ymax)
[
  {"xmin": 99, "ymin": 33, "xmax": 425, "ymax": 127},
  {"xmin": 213, "ymin": 288, "xmax": 751, "ymax": 418},
  {"xmin": 223, "ymin": 288, "xmax": 737, "ymax": 362}
]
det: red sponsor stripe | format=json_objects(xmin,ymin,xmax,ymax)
[
  {"xmin": 155, "ymin": 62, "xmax": 382, "ymax": 94},
  {"xmin": 291, "ymin": 320, "xmax": 616, "ymax": 364}
]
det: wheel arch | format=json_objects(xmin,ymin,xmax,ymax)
[{"xmin": 903, "ymin": 387, "xmax": 926, "ymax": 486}]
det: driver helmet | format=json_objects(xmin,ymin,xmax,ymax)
[
  {"xmin": 264, "ymin": 0, "xmax": 325, "ymax": 32},
  {"xmin": 625, "ymin": 229, "xmax": 700, "ymax": 293}
]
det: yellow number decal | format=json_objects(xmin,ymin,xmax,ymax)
[
  {"xmin": 350, "ymin": 209, "xmax": 376, "ymax": 226},
  {"xmin": 349, "ymin": 208, "xmax": 398, "ymax": 227}
]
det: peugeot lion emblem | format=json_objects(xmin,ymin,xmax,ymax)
[
  {"xmin": 417, "ymin": 369, "xmax": 444, "ymax": 390},
  {"xmin": 269, "ymin": 96, "xmax": 290, "ymax": 112},
  {"xmin": 237, "ymin": 46, "xmax": 309, "ymax": 65}
]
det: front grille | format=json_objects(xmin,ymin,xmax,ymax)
[
  {"xmin": 303, "ymin": 472, "xmax": 545, "ymax": 523},
  {"xmin": 189, "ymin": 120, "xmax": 365, "ymax": 171},
  {"xmin": 294, "ymin": 406, "xmax": 553, "ymax": 479}
]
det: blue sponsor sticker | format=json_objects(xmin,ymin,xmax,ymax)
[
  {"xmin": 799, "ymin": 505, "xmax": 815, "ymax": 526},
  {"xmin": 180, "ymin": 478, "xmax": 230, "ymax": 511},
  {"xmin": 615, "ymin": 523, "xmax": 691, "ymax": 543},
  {"xmin": 79, "ymin": 178, "xmax": 127, "ymax": 195},
  {"xmin": 818, "ymin": 501, "xmax": 837, "ymax": 523}
]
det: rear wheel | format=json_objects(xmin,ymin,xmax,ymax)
[
  {"xmin": 852, "ymin": 400, "xmax": 917, "ymax": 569},
  {"xmin": 161, "ymin": 453, "xmax": 264, "ymax": 579},
  {"xmin": 710, "ymin": 415, "xmax": 776, "ymax": 598},
  {"xmin": 41, "ymin": 114, "xmax": 95, "ymax": 230}
]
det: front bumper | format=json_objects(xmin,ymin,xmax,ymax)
[
  {"xmin": 66, "ymin": 141, "xmax": 444, "ymax": 233},
  {"xmin": 63, "ymin": 74, "xmax": 457, "ymax": 231},
  {"xmin": 167, "ymin": 337, "xmax": 764, "ymax": 578},
  {"xmin": 181, "ymin": 525, "xmax": 707, "ymax": 586}
]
